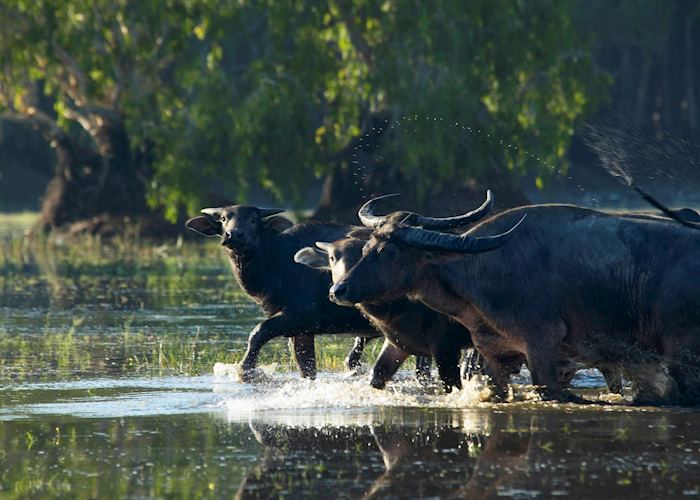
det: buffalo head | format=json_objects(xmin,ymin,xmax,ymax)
[
  {"xmin": 185, "ymin": 205, "xmax": 290, "ymax": 252},
  {"xmin": 294, "ymin": 234, "xmax": 369, "ymax": 304},
  {"xmin": 330, "ymin": 194, "xmax": 525, "ymax": 306}
]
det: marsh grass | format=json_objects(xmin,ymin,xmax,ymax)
[
  {"xmin": 0, "ymin": 323, "xmax": 386, "ymax": 381},
  {"xmin": 0, "ymin": 213, "xmax": 394, "ymax": 382}
]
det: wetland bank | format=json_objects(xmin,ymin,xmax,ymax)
[{"xmin": 1, "ymin": 216, "xmax": 700, "ymax": 498}]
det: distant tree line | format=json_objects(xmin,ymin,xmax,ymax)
[{"xmin": 0, "ymin": 1, "xmax": 698, "ymax": 231}]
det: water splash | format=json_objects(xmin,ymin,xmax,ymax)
[
  {"xmin": 581, "ymin": 119, "xmax": 700, "ymax": 189},
  {"xmin": 349, "ymin": 113, "xmax": 559, "ymax": 196},
  {"xmin": 219, "ymin": 372, "xmax": 491, "ymax": 423}
]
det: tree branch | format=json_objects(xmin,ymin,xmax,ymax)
[
  {"xmin": 51, "ymin": 41, "xmax": 88, "ymax": 107},
  {"xmin": 334, "ymin": 1, "xmax": 373, "ymax": 66},
  {"xmin": 2, "ymin": 109, "xmax": 101, "ymax": 169}
]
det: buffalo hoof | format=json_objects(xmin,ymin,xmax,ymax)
[
  {"xmin": 344, "ymin": 359, "xmax": 361, "ymax": 372},
  {"xmin": 487, "ymin": 384, "xmax": 510, "ymax": 403},
  {"xmin": 238, "ymin": 365, "xmax": 266, "ymax": 383},
  {"xmin": 415, "ymin": 372, "xmax": 433, "ymax": 386},
  {"xmin": 442, "ymin": 380, "xmax": 462, "ymax": 393},
  {"xmin": 370, "ymin": 378, "xmax": 387, "ymax": 390},
  {"xmin": 488, "ymin": 392, "xmax": 509, "ymax": 403},
  {"xmin": 539, "ymin": 389, "xmax": 599, "ymax": 405}
]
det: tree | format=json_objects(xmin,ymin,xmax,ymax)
[
  {"xmin": 0, "ymin": 0, "xmax": 229, "ymax": 230},
  {"xmin": 154, "ymin": 0, "xmax": 608, "ymax": 220},
  {"xmin": 1, "ymin": 1, "xmax": 606, "ymax": 231}
]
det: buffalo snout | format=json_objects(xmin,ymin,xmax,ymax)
[
  {"xmin": 221, "ymin": 230, "xmax": 246, "ymax": 248},
  {"xmin": 329, "ymin": 282, "xmax": 355, "ymax": 306}
]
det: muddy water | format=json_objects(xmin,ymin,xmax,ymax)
[{"xmin": 1, "ymin": 237, "xmax": 700, "ymax": 498}]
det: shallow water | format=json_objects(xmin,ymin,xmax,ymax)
[{"xmin": 1, "ymin": 234, "xmax": 700, "ymax": 498}]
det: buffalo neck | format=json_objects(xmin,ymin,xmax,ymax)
[
  {"xmin": 408, "ymin": 259, "xmax": 484, "ymax": 323},
  {"xmin": 359, "ymin": 300, "xmax": 409, "ymax": 326},
  {"xmin": 224, "ymin": 235, "xmax": 279, "ymax": 310}
]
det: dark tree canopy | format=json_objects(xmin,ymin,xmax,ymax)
[{"xmin": 1, "ymin": 1, "xmax": 613, "ymax": 227}]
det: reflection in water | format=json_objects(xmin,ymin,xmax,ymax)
[
  {"xmin": 232, "ymin": 409, "xmax": 700, "ymax": 499},
  {"xmin": 2, "ymin": 376, "xmax": 700, "ymax": 498}
]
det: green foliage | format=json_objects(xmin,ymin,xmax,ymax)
[{"xmin": 1, "ymin": 1, "xmax": 607, "ymax": 221}]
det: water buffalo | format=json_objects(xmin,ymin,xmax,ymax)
[
  {"xmin": 185, "ymin": 200, "xmax": 492, "ymax": 382},
  {"xmin": 295, "ymin": 234, "xmax": 474, "ymax": 392},
  {"xmin": 186, "ymin": 205, "xmax": 378, "ymax": 380},
  {"xmin": 331, "ymin": 198, "xmax": 700, "ymax": 405}
]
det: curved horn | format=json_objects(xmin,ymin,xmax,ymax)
[
  {"xmin": 258, "ymin": 208, "xmax": 285, "ymax": 218},
  {"xmin": 315, "ymin": 241, "xmax": 333, "ymax": 253},
  {"xmin": 633, "ymin": 186, "xmax": 700, "ymax": 230},
  {"xmin": 358, "ymin": 194, "xmax": 401, "ymax": 228},
  {"xmin": 358, "ymin": 191, "xmax": 494, "ymax": 229},
  {"xmin": 411, "ymin": 190, "xmax": 494, "ymax": 229},
  {"xmin": 396, "ymin": 214, "xmax": 527, "ymax": 253},
  {"xmin": 201, "ymin": 207, "xmax": 223, "ymax": 218}
]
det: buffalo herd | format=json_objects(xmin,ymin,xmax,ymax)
[{"xmin": 186, "ymin": 188, "xmax": 700, "ymax": 406}]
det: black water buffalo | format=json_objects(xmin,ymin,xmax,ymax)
[
  {"xmin": 186, "ymin": 205, "xmax": 378, "ymax": 380},
  {"xmin": 295, "ymin": 234, "xmax": 473, "ymax": 392},
  {"xmin": 185, "ymin": 200, "xmax": 492, "ymax": 382},
  {"xmin": 332, "ymin": 199, "xmax": 700, "ymax": 405}
]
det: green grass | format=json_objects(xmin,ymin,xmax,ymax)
[
  {"xmin": 0, "ymin": 326, "xmax": 389, "ymax": 382},
  {"xmin": 0, "ymin": 212, "xmax": 399, "ymax": 382}
]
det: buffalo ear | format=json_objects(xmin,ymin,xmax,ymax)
[
  {"xmin": 346, "ymin": 227, "xmax": 372, "ymax": 241},
  {"xmin": 263, "ymin": 215, "xmax": 294, "ymax": 233},
  {"xmin": 294, "ymin": 247, "xmax": 330, "ymax": 270},
  {"xmin": 185, "ymin": 216, "xmax": 221, "ymax": 237},
  {"xmin": 201, "ymin": 207, "xmax": 223, "ymax": 218}
]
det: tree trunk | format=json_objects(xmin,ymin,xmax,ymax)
[{"xmin": 35, "ymin": 116, "xmax": 154, "ymax": 235}]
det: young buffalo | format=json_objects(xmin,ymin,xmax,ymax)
[
  {"xmin": 295, "ymin": 234, "xmax": 474, "ymax": 392},
  {"xmin": 186, "ymin": 205, "xmax": 378, "ymax": 381}
]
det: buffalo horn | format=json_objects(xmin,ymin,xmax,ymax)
[
  {"xmin": 358, "ymin": 191, "xmax": 494, "ymax": 229},
  {"xmin": 315, "ymin": 241, "xmax": 333, "ymax": 253},
  {"xmin": 358, "ymin": 194, "xmax": 401, "ymax": 228},
  {"xmin": 396, "ymin": 214, "xmax": 527, "ymax": 253},
  {"xmin": 201, "ymin": 207, "xmax": 223, "ymax": 218},
  {"xmin": 411, "ymin": 190, "xmax": 493, "ymax": 228}
]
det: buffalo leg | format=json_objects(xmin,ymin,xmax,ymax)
[
  {"xmin": 414, "ymin": 356, "xmax": 432, "ymax": 384},
  {"xmin": 345, "ymin": 336, "xmax": 373, "ymax": 371},
  {"xmin": 600, "ymin": 366, "xmax": 623, "ymax": 394},
  {"xmin": 289, "ymin": 334, "xmax": 317, "ymax": 379},
  {"xmin": 480, "ymin": 353, "xmax": 511, "ymax": 402},
  {"xmin": 524, "ymin": 331, "xmax": 585, "ymax": 403},
  {"xmin": 240, "ymin": 313, "xmax": 306, "ymax": 382},
  {"xmin": 626, "ymin": 362, "xmax": 680, "ymax": 405},
  {"xmin": 370, "ymin": 340, "xmax": 410, "ymax": 389},
  {"xmin": 470, "ymin": 327, "xmax": 515, "ymax": 401},
  {"xmin": 461, "ymin": 348, "xmax": 483, "ymax": 380},
  {"xmin": 435, "ymin": 345, "xmax": 463, "ymax": 392}
]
